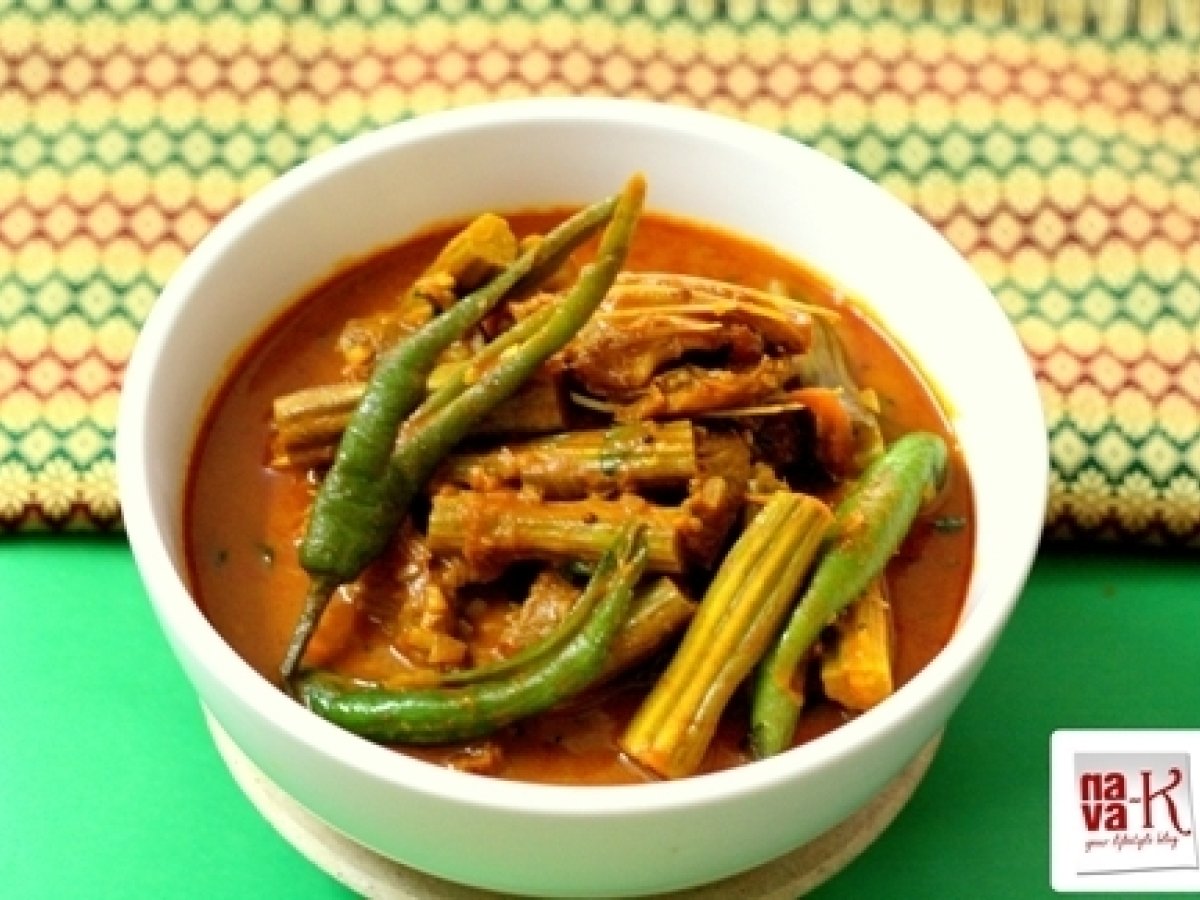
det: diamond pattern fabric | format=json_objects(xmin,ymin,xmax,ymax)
[{"xmin": 1, "ymin": 0, "xmax": 1198, "ymax": 543}]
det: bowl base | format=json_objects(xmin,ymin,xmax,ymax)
[{"xmin": 205, "ymin": 712, "xmax": 939, "ymax": 899}]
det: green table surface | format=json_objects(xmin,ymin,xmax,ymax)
[{"xmin": 2, "ymin": 536, "xmax": 1197, "ymax": 899}]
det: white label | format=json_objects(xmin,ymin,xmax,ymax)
[{"xmin": 1052, "ymin": 731, "xmax": 1200, "ymax": 892}]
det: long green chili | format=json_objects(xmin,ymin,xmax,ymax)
[
  {"xmin": 389, "ymin": 174, "xmax": 645, "ymax": 488},
  {"xmin": 281, "ymin": 177, "xmax": 645, "ymax": 682},
  {"xmin": 296, "ymin": 525, "xmax": 648, "ymax": 744},
  {"xmin": 749, "ymin": 431, "xmax": 948, "ymax": 759},
  {"xmin": 401, "ymin": 303, "xmax": 554, "ymax": 438}
]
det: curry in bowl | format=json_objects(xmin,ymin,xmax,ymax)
[{"xmin": 185, "ymin": 175, "xmax": 973, "ymax": 785}]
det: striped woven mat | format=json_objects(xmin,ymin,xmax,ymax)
[{"xmin": 2, "ymin": 0, "xmax": 1198, "ymax": 545}]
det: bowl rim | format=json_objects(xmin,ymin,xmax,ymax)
[{"xmin": 117, "ymin": 95, "xmax": 1048, "ymax": 817}]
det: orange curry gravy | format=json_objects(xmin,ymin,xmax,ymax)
[{"xmin": 185, "ymin": 210, "xmax": 974, "ymax": 785}]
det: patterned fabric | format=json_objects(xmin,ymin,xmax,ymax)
[{"xmin": 1, "ymin": 0, "xmax": 1198, "ymax": 542}]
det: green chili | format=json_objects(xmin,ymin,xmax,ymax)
[
  {"xmin": 281, "ymin": 177, "xmax": 645, "ymax": 682},
  {"xmin": 389, "ymin": 173, "xmax": 645, "ymax": 495},
  {"xmin": 401, "ymin": 304, "xmax": 554, "ymax": 438},
  {"xmin": 749, "ymin": 431, "xmax": 949, "ymax": 759},
  {"xmin": 296, "ymin": 525, "xmax": 648, "ymax": 744}
]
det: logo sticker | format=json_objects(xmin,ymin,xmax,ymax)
[{"xmin": 1052, "ymin": 731, "xmax": 1200, "ymax": 892}]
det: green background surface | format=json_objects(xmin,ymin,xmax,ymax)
[{"xmin": 1, "ymin": 536, "xmax": 1197, "ymax": 899}]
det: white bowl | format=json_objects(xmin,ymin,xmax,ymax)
[{"xmin": 117, "ymin": 97, "xmax": 1047, "ymax": 897}]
